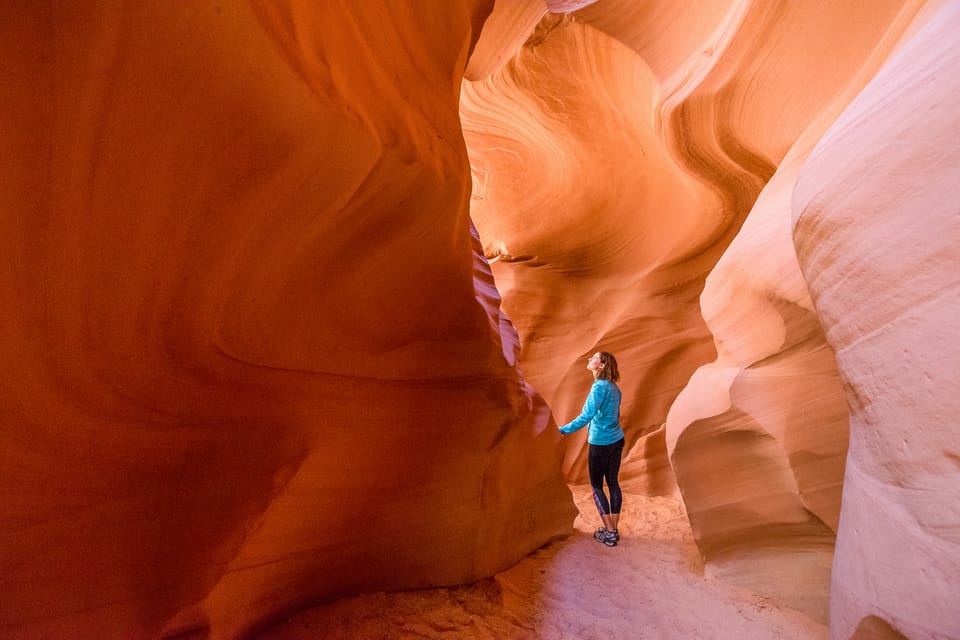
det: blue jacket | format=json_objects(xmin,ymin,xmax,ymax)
[{"xmin": 558, "ymin": 379, "xmax": 624, "ymax": 445}]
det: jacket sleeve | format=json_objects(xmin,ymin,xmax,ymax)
[{"xmin": 558, "ymin": 382, "xmax": 603, "ymax": 434}]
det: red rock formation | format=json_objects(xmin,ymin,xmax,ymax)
[
  {"xmin": 464, "ymin": 1, "xmax": 914, "ymax": 495},
  {"xmin": 0, "ymin": 2, "xmax": 572, "ymax": 638},
  {"xmin": 462, "ymin": 0, "xmax": 941, "ymax": 628},
  {"xmin": 462, "ymin": 12, "xmax": 722, "ymax": 491},
  {"xmin": 3, "ymin": 1, "xmax": 959, "ymax": 638}
]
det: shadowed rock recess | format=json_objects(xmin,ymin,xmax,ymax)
[{"xmin": 1, "ymin": 1, "xmax": 957, "ymax": 639}]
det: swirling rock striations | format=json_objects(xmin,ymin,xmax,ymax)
[
  {"xmin": 463, "ymin": 0, "xmax": 948, "ymax": 630},
  {"xmin": 793, "ymin": 2, "xmax": 960, "ymax": 637},
  {"xmin": 2, "ymin": 1, "xmax": 958, "ymax": 639},
  {"xmin": 665, "ymin": 147, "xmax": 851, "ymax": 622},
  {"xmin": 660, "ymin": 0, "xmax": 925, "ymax": 621},
  {"xmin": 463, "ymin": 1, "xmax": 912, "ymax": 501},
  {"xmin": 462, "ymin": 11, "xmax": 724, "ymax": 491},
  {"xmin": 0, "ymin": 2, "xmax": 572, "ymax": 638}
]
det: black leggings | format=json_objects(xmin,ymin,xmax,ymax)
[{"xmin": 588, "ymin": 438, "xmax": 624, "ymax": 516}]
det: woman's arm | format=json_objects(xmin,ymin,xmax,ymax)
[{"xmin": 558, "ymin": 382, "xmax": 603, "ymax": 434}]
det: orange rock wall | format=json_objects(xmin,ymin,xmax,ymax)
[
  {"xmin": 463, "ymin": 11, "xmax": 724, "ymax": 489},
  {"xmin": 0, "ymin": 2, "xmax": 573, "ymax": 638},
  {"xmin": 463, "ymin": 0, "xmax": 953, "ymax": 633},
  {"xmin": 462, "ymin": 0, "xmax": 916, "ymax": 499},
  {"xmin": 3, "ymin": 1, "xmax": 958, "ymax": 638}
]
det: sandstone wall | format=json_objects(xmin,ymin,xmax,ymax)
[
  {"xmin": 0, "ymin": 3, "xmax": 573, "ymax": 638},
  {"xmin": 463, "ymin": 1, "xmax": 916, "ymax": 505},
  {"xmin": 463, "ymin": 10, "xmax": 725, "ymax": 491},
  {"xmin": 3, "ymin": 1, "xmax": 959, "ymax": 638},
  {"xmin": 463, "ymin": 0, "xmax": 948, "ymax": 630},
  {"xmin": 793, "ymin": 2, "xmax": 960, "ymax": 637},
  {"xmin": 660, "ymin": 0, "xmax": 927, "ymax": 621}
]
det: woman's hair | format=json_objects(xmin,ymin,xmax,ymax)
[{"xmin": 597, "ymin": 351, "xmax": 620, "ymax": 382}]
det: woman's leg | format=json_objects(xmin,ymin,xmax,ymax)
[
  {"xmin": 604, "ymin": 439, "xmax": 625, "ymax": 531},
  {"xmin": 587, "ymin": 444, "xmax": 612, "ymax": 528}
]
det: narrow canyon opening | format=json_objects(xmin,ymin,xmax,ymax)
[{"xmin": 2, "ymin": 2, "xmax": 957, "ymax": 640}]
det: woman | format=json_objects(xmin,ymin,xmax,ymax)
[{"xmin": 558, "ymin": 351, "xmax": 624, "ymax": 547}]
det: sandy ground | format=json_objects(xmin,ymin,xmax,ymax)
[{"xmin": 258, "ymin": 489, "xmax": 829, "ymax": 639}]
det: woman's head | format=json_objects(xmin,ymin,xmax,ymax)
[{"xmin": 587, "ymin": 351, "xmax": 620, "ymax": 382}]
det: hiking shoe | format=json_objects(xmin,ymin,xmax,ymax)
[
  {"xmin": 594, "ymin": 527, "xmax": 620, "ymax": 542},
  {"xmin": 594, "ymin": 527, "xmax": 619, "ymax": 546},
  {"xmin": 602, "ymin": 530, "xmax": 617, "ymax": 546}
]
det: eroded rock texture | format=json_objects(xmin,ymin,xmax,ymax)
[
  {"xmin": 464, "ymin": 3, "xmax": 903, "ymax": 493},
  {"xmin": 794, "ymin": 2, "xmax": 960, "ymax": 637},
  {"xmin": 3, "ymin": 1, "xmax": 959, "ymax": 639},
  {"xmin": 463, "ymin": 9, "xmax": 726, "ymax": 493},
  {"xmin": 0, "ymin": 2, "xmax": 573, "ymax": 638},
  {"xmin": 462, "ymin": 0, "xmax": 951, "ymax": 631},
  {"xmin": 659, "ymin": 1, "xmax": 929, "ymax": 620}
]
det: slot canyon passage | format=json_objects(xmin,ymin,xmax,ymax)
[{"xmin": 1, "ymin": 1, "xmax": 959, "ymax": 639}]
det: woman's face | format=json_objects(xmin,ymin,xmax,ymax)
[{"xmin": 587, "ymin": 352, "xmax": 603, "ymax": 373}]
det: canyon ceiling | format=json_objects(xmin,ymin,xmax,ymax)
[{"xmin": 1, "ymin": 1, "xmax": 957, "ymax": 639}]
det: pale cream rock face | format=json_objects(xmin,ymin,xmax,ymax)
[
  {"xmin": 665, "ymin": 149, "xmax": 850, "ymax": 623},
  {"xmin": 793, "ymin": 2, "xmax": 960, "ymax": 637},
  {"xmin": 660, "ymin": 0, "xmax": 928, "ymax": 620}
]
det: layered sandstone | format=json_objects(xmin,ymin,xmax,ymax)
[
  {"xmin": 2, "ymin": 1, "xmax": 959, "ymax": 639},
  {"xmin": 0, "ymin": 3, "xmax": 572, "ymax": 638},
  {"xmin": 462, "ymin": 11, "xmax": 724, "ymax": 491},
  {"xmin": 464, "ymin": 1, "xmax": 910, "ymax": 500},
  {"xmin": 793, "ymin": 2, "xmax": 960, "ymax": 636},
  {"xmin": 463, "ymin": 0, "xmax": 944, "ymax": 630},
  {"xmin": 659, "ymin": 1, "xmax": 928, "ymax": 621}
]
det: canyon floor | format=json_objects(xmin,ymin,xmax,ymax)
[{"xmin": 259, "ymin": 488, "xmax": 828, "ymax": 639}]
